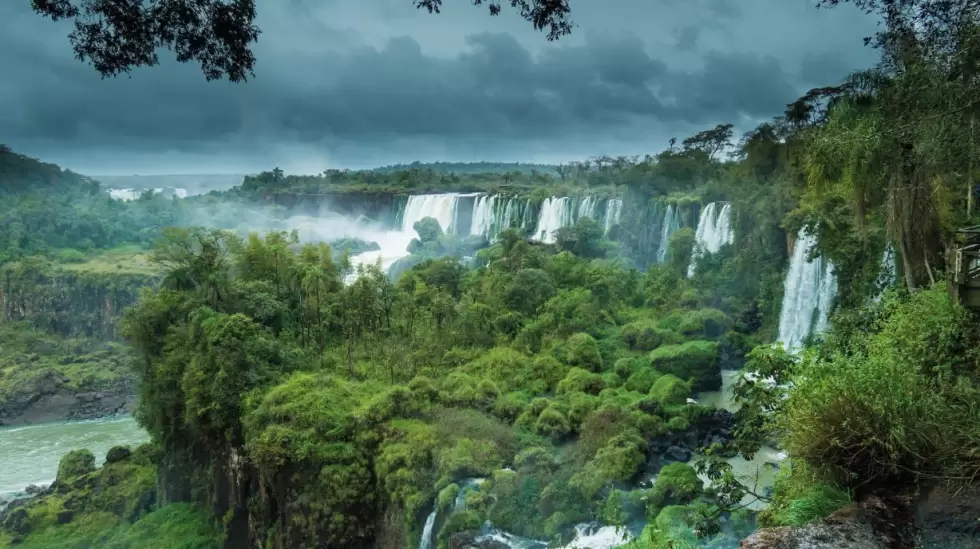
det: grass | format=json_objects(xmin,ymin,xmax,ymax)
[{"xmin": 58, "ymin": 245, "xmax": 161, "ymax": 276}]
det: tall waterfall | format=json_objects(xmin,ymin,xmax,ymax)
[
  {"xmin": 686, "ymin": 202, "xmax": 734, "ymax": 276},
  {"xmin": 348, "ymin": 193, "xmax": 467, "ymax": 281},
  {"xmin": 603, "ymin": 199, "xmax": 623, "ymax": 233},
  {"xmin": 418, "ymin": 503, "xmax": 438, "ymax": 549},
  {"xmin": 401, "ymin": 194, "xmax": 466, "ymax": 233},
  {"xmin": 533, "ymin": 197, "xmax": 575, "ymax": 243},
  {"xmin": 469, "ymin": 195, "xmax": 536, "ymax": 240},
  {"xmin": 656, "ymin": 204, "xmax": 681, "ymax": 264},
  {"xmin": 777, "ymin": 228, "xmax": 838, "ymax": 350}
]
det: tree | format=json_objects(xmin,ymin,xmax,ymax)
[{"xmin": 31, "ymin": 0, "xmax": 574, "ymax": 82}]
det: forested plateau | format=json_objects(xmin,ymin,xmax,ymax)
[{"xmin": 3, "ymin": 22, "xmax": 980, "ymax": 548}]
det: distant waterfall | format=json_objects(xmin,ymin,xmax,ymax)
[
  {"xmin": 603, "ymin": 199, "xmax": 623, "ymax": 233},
  {"xmin": 656, "ymin": 204, "xmax": 681, "ymax": 264},
  {"xmin": 686, "ymin": 202, "xmax": 734, "ymax": 276},
  {"xmin": 418, "ymin": 503, "xmax": 438, "ymax": 549},
  {"xmin": 469, "ymin": 195, "xmax": 537, "ymax": 240},
  {"xmin": 577, "ymin": 196, "xmax": 598, "ymax": 221},
  {"xmin": 777, "ymin": 228, "xmax": 838, "ymax": 350},
  {"xmin": 533, "ymin": 197, "xmax": 575, "ymax": 243},
  {"xmin": 109, "ymin": 187, "xmax": 188, "ymax": 201},
  {"xmin": 401, "ymin": 194, "xmax": 467, "ymax": 233}
]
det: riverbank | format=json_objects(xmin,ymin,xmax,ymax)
[{"xmin": 0, "ymin": 324, "xmax": 138, "ymax": 427}]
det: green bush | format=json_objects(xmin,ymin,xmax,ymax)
[
  {"xmin": 565, "ymin": 333, "xmax": 603, "ymax": 372},
  {"xmin": 556, "ymin": 368, "xmax": 606, "ymax": 395},
  {"xmin": 622, "ymin": 320, "xmax": 682, "ymax": 351},
  {"xmin": 649, "ymin": 341, "xmax": 720, "ymax": 391},
  {"xmin": 625, "ymin": 368, "xmax": 662, "ymax": 393},
  {"xmin": 648, "ymin": 375, "xmax": 691, "ymax": 406},
  {"xmin": 57, "ymin": 449, "xmax": 97, "ymax": 482}
]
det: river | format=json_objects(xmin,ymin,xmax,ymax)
[{"xmin": 0, "ymin": 415, "xmax": 148, "ymax": 502}]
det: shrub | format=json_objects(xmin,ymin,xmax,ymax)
[
  {"xmin": 649, "ymin": 374, "xmax": 691, "ymax": 406},
  {"xmin": 565, "ymin": 333, "xmax": 603, "ymax": 371},
  {"xmin": 556, "ymin": 368, "xmax": 606, "ymax": 395},
  {"xmin": 57, "ymin": 449, "xmax": 96, "ymax": 482},
  {"xmin": 625, "ymin": 367, "xmax": 662, "ymax": 393},
  {"xmin": 535, "ymin": 406, "xmax": 572, "ymax": 439},
  {"xmin": 622, "ymin": 320, "xmax": 682, "ymax": 351},
  {"xmin": 649, "ymin": 341, "xmax": 720, "ymax": 391}
]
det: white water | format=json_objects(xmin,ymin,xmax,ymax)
[
  {"xmin": 561, "ymin": 524, "xmax": 632, "ymax": 549},
  {"xmin": 347, "ymin": 194, "xmax": 469, "ymax": 280},
  {"xmin": 418, "ymin": 503, "xmax": 438, "ymax": 549},
  {"xmin": 577, "ymin": 196, "xmax": 599, "ymax": 221},
  {"xmin": 777, "ymin": 228, "xmax": 837, "ymax": 350},
  {"xmin": 603, "ymin": 199, "xmax": 623, "ymax": 233},
  {"xmin": 470, "ymin": 195, "xmax": 499, "ymax": 237},
  {"xmin": 533, "ymin": 197, "xmax": 575, "ymax": 243},
  {"xmin": 656, "ymin": 204, "xmax": 681, "ymax": 264},
  {"xmin": 0, "ymin": 416, "xmax": 148, "ymax": 503},
  {"xmin": 873, "ymin": 245, "xmax": 897, "ymax": 301},
  {"xmin": 687, "ymin": 202, "xmax": 734, "ymax": 276}
]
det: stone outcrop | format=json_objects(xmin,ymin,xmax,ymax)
[{"xmin": 740, "ymin": 495, "xmax": 920, "ymax": 549}]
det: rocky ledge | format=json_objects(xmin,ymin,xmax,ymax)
[
  {"xmin": 740, "ymin": 495, "xmax": 920, "ymax": 549},
  {"xmin": 0, "ymin": 371, "xmax": 136, "ymax": 427}
]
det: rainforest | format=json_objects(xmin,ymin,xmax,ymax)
[{"xmin": 4, "ymin": 4, "xmax": 980, "ymax": 549}]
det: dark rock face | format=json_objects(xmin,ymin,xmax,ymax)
[
  {"xmin": 105, "ymin": 446, "xmax": 133, "ymax": 464},
  {"xmin": 740, "ymin": 495, "xmax": 920, "ymax": 549},
  {"xmin": 0, "ymin": 377, "xmax": 136, "ymax": 427},
  {"xmin": 918, "ymin": 485, "xmax": 980, "ymax": 549},
  {"xmin": 646, "ymin": 408, "xmax": 737, "ymax": 475}
]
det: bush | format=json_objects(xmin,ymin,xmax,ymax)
[
  {"xmin": 649, "ymin": 375, "xmax": 690, "ymax": 406},
  {"xmin": 535, "ymin": 406, "xmax": 572, "ymax": 439},
  {"xmin": 649, "ymin": 341, "xmax": 720, "ymax": 391},
  {"xmin": 57, "ymin": 449, "xmax": 96, "ymax": 482},
  {"xmin": 565, "ymin": 333, "xmax": 603, "ymax": 371},
  {"xmin": 556, "ymin": 368, "xmax": 606, "ymax": 395},
  {"xmin": 625, "ymin": 367, "xmax": 662, "ymax": 393},
  {"xmin": 622, "ymin": 320, "xmax": 682, "ymax": 351}
]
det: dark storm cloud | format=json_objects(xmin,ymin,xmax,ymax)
[{"xmin": 0, "ymin": 0, "xmax": 881, "ymax": 173}]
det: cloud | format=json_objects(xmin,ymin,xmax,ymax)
[{"xmin": 0, "ymin": 0, "xmax": 882, "ymax": 173}]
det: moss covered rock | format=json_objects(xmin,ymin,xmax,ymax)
[{"xmin": 649, "ymin": 340, "xmax": 720, "ymax": 391}]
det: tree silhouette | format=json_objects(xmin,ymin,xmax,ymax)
[{"xmin": 30, "ymin": 0, "xmax": 574, "ymax": 83}]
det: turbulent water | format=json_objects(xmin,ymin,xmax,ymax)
[
  {"xmin": 418, "ymin": 502, "xmax": 438, "ymax": 549},
  {"xmin": 603, "ymin": 199, "xmax": 623, "ymax": 233},
  {"xmin": 469, "ymin": 195, "xmax": 537, "ymax": 240},
  {"xmin": 687, "ymin": 202, "xmax": 734, "ymax": 276},
  {"xmin": 347, "ymin": 193, "xmax": 474, "ymax": 279},
  {"xmin": 0, "ymin": 416, "xmax": 148, "ymax": 503},
  {"xmin": 533, "ymin": 197, "xmax": 576, "ymax": 243},
  {"xmin": 776, "ymin": 228, "xmax": 837, "ymax": 350}
]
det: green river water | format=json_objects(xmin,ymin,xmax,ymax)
[{"xmin": 0, "ymin": 416, "xmax": 148, "ymax": 502}]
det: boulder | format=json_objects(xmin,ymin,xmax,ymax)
[{"xmin": 740, "ymin": 495, "xmax": 919, "ymax": 549}]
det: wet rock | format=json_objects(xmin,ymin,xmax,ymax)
[
  {"xmin": 740, "ymin": 495, "xmax": 919, "ymax": 549},
  {"xmin": 105, "ymin": 445, "xmax": 132, "ymax": 464},
  {"xmin": 664, "ymin": 446, "xmax": 692, "ymax": 463},
  {"xmin": 1, "ymin": 507, "xmax": 30, "ymax": 538},
  {"xmin": 24, "ymin": 484, "xmax": 43, "ymax": 496}
]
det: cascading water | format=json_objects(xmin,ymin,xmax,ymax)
[
  {"xmin": 470, "ymin": 195, "xmax": 538, "ymax": 240},
  {"xmin": 656, "ymin": 204, "xmax": 681, "ymax": 264},
  {"xmin": 873, "ymin": 245, "xmax": 898, "ymax": 301},
  {"xmin": 418, "ymin": 502, "xmax": 438, "ymax": 549},
  {"xmin": 603, "ymin": 199, "xmax": 623, "ymax": 233},
  {"xmin": 533, "ymin": 197, "xmax": 575, "ymax": 243},
  {"xmin": 347, "ymin": 194, "xmax": 467, "ymax": 281},
  {"xmin": 577, "ymin": 196, "xmax": 598, "ymax": 221},
  {"xmin": 777, "ymin": 228, "xmax": 838, "ymax": 350},
  {"xmin": 686, "ymin": 202, "xmax": 734, "ymax": 276}
]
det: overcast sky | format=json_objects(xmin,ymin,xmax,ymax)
[{"xmin": 1, "ymin": 0, "xmax": 881, "ymax": 175}]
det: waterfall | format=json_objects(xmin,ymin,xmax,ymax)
[
  {"xmin": 577, "ymin": 196, "xmax": 598, "ymax": 220},
  {"xmin": 401, "ymin": 194, "xmax": 466, "ymax": 234},
  {"xmin": 777, "ymin": 228, "xmax": 838, "ymax": 350},
  {"xmin": 873, "ymin": 245, "xmax": 898, "ymax": 301},
  {"xmin": 603, "ymin": 199, "xmax": 623, "ymax": 233},
  {"xmin": 347, "ymin": 193, "xmax": 468, "ymax": 281},
  {"xmin": 418, "ymin": 502, "xmax": 438, "ymax": 549},
  {"xmin": 686, "ymin": 202, "xmax": 734, "ymax": 276},
  {"xmin": 656, "ymin": 204, "xmax": 681, "ymax": 264},
  {"xmin": 469, "ymin": 195, "xmax": 537, "ymax": 240},
  {"xmin": 533, "ymin": 197, "xmax": 575, "ymax": 243}
]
